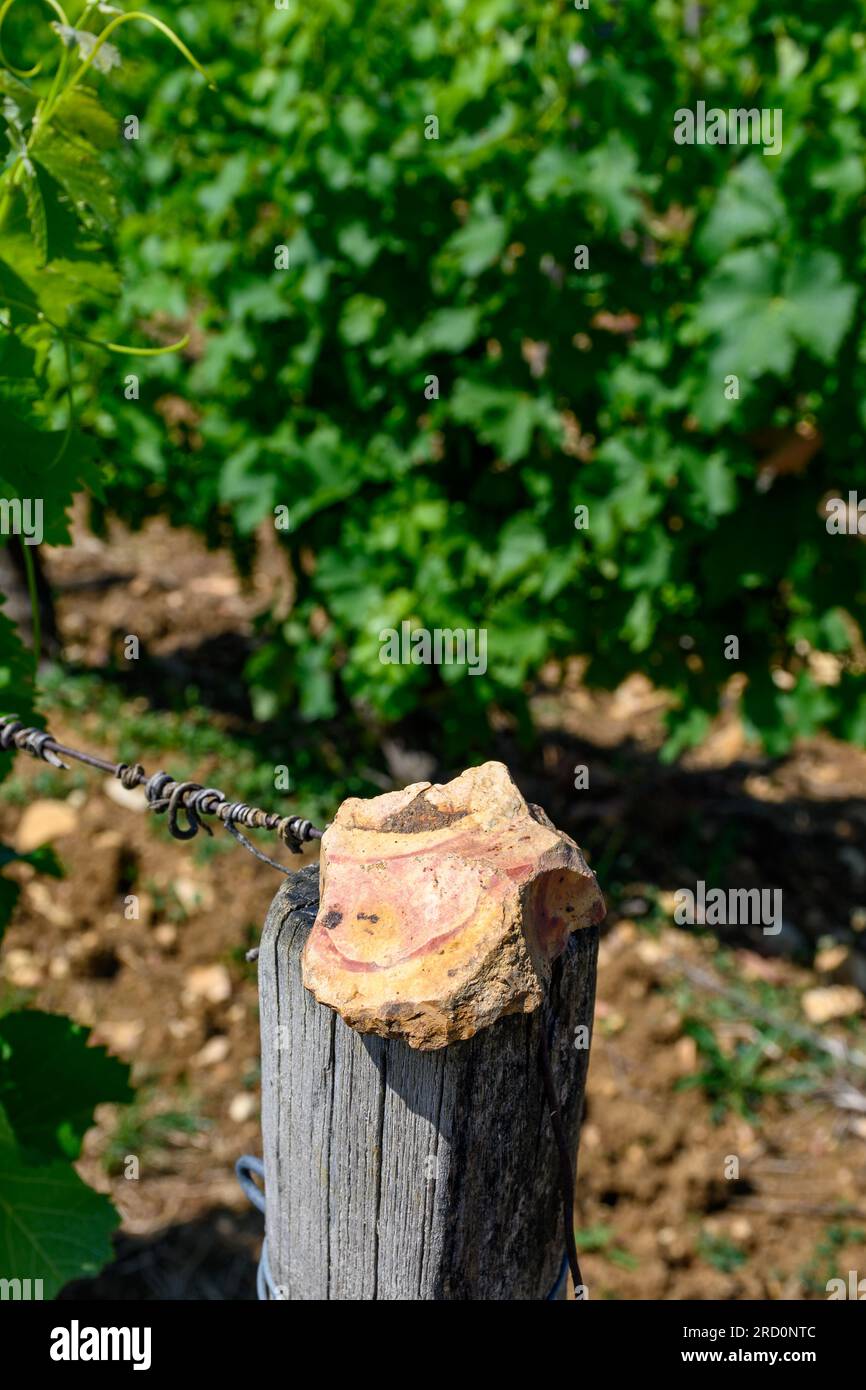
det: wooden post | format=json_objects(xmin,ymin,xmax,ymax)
[{"xmin": 258, "ymin": 862, "xmax": 598, "ymax": 1300}]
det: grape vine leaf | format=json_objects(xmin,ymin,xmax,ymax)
[
  {"xmin": 692, "ymin": 246, "xmax": 857, "ymax": 425},
  {"xmin": 0, "ymin": 1012, "xmax": 133, "ymax": 1164},
  {"xmin": 0, "ymin": 1112, "xmax": 118, "ymax": 1298}
]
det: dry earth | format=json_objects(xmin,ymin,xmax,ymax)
[{"xmin": 0, "ymin": 512, "xmax": 864, "ymax": 1298}]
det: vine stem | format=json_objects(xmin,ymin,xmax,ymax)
[
  {"xmin": 1, "ymin": 293, "xmax": 190, "ymax": 357},
  {"xmin": 0, "ymin": 0, "xmax": 70, "ymax": 78},
  {"xmin": 0, "ymin": 3, "xmax": 215, "ymax": 213},
  {"xmin": 20, "ymin": 541, "xmax": 41, "ymax": 673},
  {"xmin": 55, "ymin": 9, "xmax": 216, "ymax": 112}
]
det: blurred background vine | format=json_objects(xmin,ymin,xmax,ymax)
[{"xmin": 79, "ymin": 0, "xmax": 866, "ymax": 757}]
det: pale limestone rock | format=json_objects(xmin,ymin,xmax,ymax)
[
  {"xmin": 814, "ymin": 944, "xmax": 849, "ymax": 976},
  {"xmin": 4, "ymin": 948, "xmax": 40, "ymax": 988},
  {"xmin": 194, "ymin": 1034, "xmax": 231, "ymax": 1067},
  {"xmin": 25, "ymin": 878, "xmax": 74, "ymax": 928},
  {"xmin": 229, "ymin": 1092, "xmax": 257, "ymax": 1123},
  {"xmin": 302, "ymin": 761, "xmax": 604, "ymax": 1049},
  {"xmin": 16, "ymin": 798, "xmax": 77, "ymax": 852},
  {"xmin": 174, "ymin": 876, "xmax": 215, "ymax": 914},
  {"xmin": 93, "ymin": 1019, "xmax": 145, "ymax": 1054},
  {"xmin": 184, "ymin": 962, "xmax": 232, "ymax": 1005},
  {"xmin": 802, "ymin": 984, "xmax": 863, "ymax": 1025},
  {"xmin": 103, "ymin": 777, "xmax": 147, "ymax": 812}
]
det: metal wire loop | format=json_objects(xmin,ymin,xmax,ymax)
[{"xmin": 0, "ymin": 714, "xmax": 324, "ymax": 874}]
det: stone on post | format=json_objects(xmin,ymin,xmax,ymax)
[{"xmin": 258, "ymin": 762, "xmax": 603, "ymax": 1300}]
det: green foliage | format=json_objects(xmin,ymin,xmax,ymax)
[
  {"xmin": 696, "ymin": 1232, "xmax": 748, "ymax": 1274},
  {"xmin": 0, "ymin": 1011, "xmax": 133, "ymax": 1160},
  {"xmin": 0, "ymin": 2, "xmax": 209, "ymax": 569},
  {"xmin": 0, "ymin": 0, "xmax": 209, "ymax": 1297},
  {"xmin": 0, "ymin": 1123, "xmax": 119, "ymax": 1298},
  {"xmin": 102, "ymin": 1091, "xmax": 208, "ymax": 1177},
  {"xmin": 75, "ymin": 0, "xmax": 866, "ymax": 755},
  {"xmin": 0, "ymin": 1014, "xmax": 131, "ymax": 1297},
  {"xmin": 799, "ymin": 1223, "xmax": 866, "ymax": 1296},
  {"xmin": 0, "ymin": 843, "xmax": 61, "ymax": 949},
  {"xmin": 573, "ymin": 1223, "xmax": 639, "ymax": 1271},
  {"xmin": 675, "ymin": 1016, "xmax": 811, "ymax": 1123}
]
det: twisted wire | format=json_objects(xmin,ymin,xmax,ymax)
[
  {"xmin": 0, "ymin": 715, "xmax": 322, "ymax": 868},
  {"xmin": 236, "ymin": 1157, "xmax": 571, "ymax": 1301}
]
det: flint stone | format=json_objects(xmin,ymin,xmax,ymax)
[{"xmin": 302, "ymin": 760, "xmax": 604, "ymax": 1049}]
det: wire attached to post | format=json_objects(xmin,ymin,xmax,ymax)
[
  {"xmin": 539, "ymin": 1005, "xmax": 584, "ymax": 1297},
  {"xmin": 0, "ymin": 715, "xmax": 323, "ymax": 871},
  {"xmin": 236, "ymin": 1150, "xmax": 574, "ymax": 1301}
]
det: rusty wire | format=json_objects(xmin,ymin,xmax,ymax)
[
  {"xmin": 539, "ymin": 1008, "xmax": 584, "ymax": 1297},
  {"xmin": 0, "ymin": 715, "xmax": 323, "ymax": 870}
]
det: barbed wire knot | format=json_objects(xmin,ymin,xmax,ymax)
[
  {"xmin": 1, "ymin": 713, "xmax": 324, "ymax": 872},
  {"xmin": 0, "ymin": 717, "xmax": 69, "ymax": 769},
  {"xmin": 116, "ymin": 762, "xmax": 145, "ymax": 790}
]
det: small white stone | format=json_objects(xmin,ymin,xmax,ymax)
[
  {"xmin": 802, "ymin": 985, "xmax": 863, "ymax": 1025},
  {"xmin": 103, "ymin": 778, "xmax": 147, "ymax": 812},
  {"xmin": 16, "ymin": 798, "xmax": 78, "ymax": 852},
  {"xmin": 228, "ymin": 1092, "xmax": 257, "ymax": 1123},
  {"xmin": 185, "ymin": 963, "xmax": 232, "ymax": 1004},
  {"xmin": 195, "ymin": 1035, "xmax": 231, "ymax": 1067}
]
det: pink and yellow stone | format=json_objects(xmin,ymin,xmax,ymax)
[{"xmin": 302, "ymin": 761, "xmax": 605, "ymax": 1050}]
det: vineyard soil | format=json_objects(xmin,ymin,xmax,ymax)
[{"xmin": 1, "ymin": 514, "xmax": 864, "ymax": 1300}]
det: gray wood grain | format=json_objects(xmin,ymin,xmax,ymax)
[{"xmin": 259, "ymin": 863, "xmax": 598, "ymax": 1300}]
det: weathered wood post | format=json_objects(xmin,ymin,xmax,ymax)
[{"xmin": 258, "ymin": 763, "xmax": 602, "ymax": 1300}]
